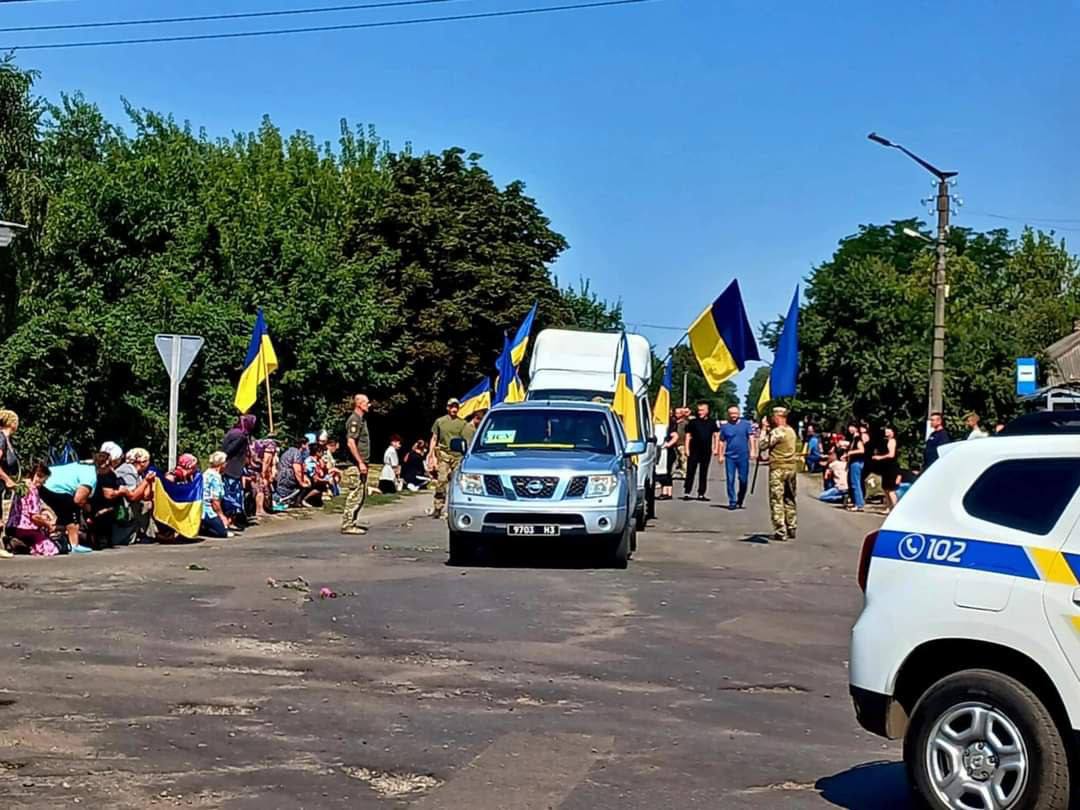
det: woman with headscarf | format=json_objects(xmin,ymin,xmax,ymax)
[
  {"xmin": 0, "ymin": 410, "xmax": 21, "ymax": 530},
  {"xmin": 221, "ymin": 414, "xmax": 256, "ymax": 528}
]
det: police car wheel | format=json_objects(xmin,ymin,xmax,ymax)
[{"xmin": 904, "ymin": 669, "xmax": 1069, "ymax": 810}]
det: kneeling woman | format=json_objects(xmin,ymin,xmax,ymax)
[
  {"xmin": 40, "ymin": 457, "xmax": 102, "ymax": 554},
  {"xmin": 201, "ymin": 452, "xmax": 233, "ymax": 538}
]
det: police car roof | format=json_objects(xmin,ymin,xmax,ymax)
[
  {"xmin": 998, "ymin": 410, "xmax": 1080, "ymax": 436},
  {"xmin": 488, "ymin": 400, "xmax": 612, "ymax": 414}
]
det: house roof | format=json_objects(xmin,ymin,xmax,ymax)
[{"xmin": 1046, "ymin": 329, "xmax": 1080, "ymax": 361}]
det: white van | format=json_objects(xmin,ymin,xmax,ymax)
[{"xmin": 526, "ymin": 329, "xmax": 657, "ymax": 530}]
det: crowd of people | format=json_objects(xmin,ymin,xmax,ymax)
[
  {"xmin": 0, "ymin": 395, "xmax": 447, "ymax": 558},
  {"xmin": 651, "ymin": 402, "xmax": 1003, "ymax": 520}
]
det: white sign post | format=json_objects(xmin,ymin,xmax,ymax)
[{"xmin": 155, "ymin": 334, "xmax": 205, "ymax": 470}]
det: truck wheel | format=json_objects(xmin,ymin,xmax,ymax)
[
  {"xmin": 635, "ymin": 503, "xmax": 647, "ymax": 532},
  {"xmin": 448, "ymin": 531, "xmax": 476, "ymax": 566},
  {"xmin": 904, "ymin": 669, "xmax": 1069, "ymax": 810},
  {"xmin": 609, "ymin": 523, "xmax": 631, "ymax": 569}
]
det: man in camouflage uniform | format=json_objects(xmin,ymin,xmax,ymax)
[
  {"xmin": 341, "ymin": 393, "xmax": 371, "ymax": 535},
  {"xmin": 428, "ymin": 398, "xmax": 468, "ymax": 519},
  {"xmin": 766, "ymin": 406, "xmax": 798, "ymax": 541}
]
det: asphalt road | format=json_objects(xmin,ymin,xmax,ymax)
[{"xmin": 0, "ymin": 470, "xmax": 911, "ymax": 809}]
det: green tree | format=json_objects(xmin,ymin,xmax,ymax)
[{"xmin": 0, "ymin": 63, "xmax": 619, "ymax": 462}]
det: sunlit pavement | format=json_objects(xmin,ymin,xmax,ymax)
[{"xmin": 0, "ymin": 471, "xmax": 908, "ymax": 809}]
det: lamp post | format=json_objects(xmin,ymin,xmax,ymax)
[
  {"xmin": 868, "ymin": 134, "xmax": 957, "ymax": 425},
  {"xmin": 0, "ymin": 220, "xmax": 27, "ymax": 249}
]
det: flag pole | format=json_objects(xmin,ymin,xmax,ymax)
[{"xmin": 262, "ymin": 350, "xmax": 275, "ymax": 435}]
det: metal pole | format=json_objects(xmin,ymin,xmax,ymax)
[
  {"xmin": 928, "ymin": 178, "xmax": 950, "ymax": 421},
  {"xmin": 168, "ymin": 340, "xmax": 181, "ymax": 470},
  {"xmin": 682, "ymin": 371, "xmax": 688, "ymax": 408}
]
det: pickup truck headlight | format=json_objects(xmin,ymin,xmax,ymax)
[
  {"xmin": 585, "ymin": 474, "xmax": 617, "ymax": 498},
  {"xmin": 458, "ymin": 473, "xmax": 484, "ymax": 496}
]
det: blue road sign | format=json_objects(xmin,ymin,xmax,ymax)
[{"xmin": 1016, "ymin": 357, "xmax": 1037, "ymax": 396}]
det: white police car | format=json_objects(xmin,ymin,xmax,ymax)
[{"xmin": 851, "ymin": 413, "xmax": 1080, "ymax": 810}]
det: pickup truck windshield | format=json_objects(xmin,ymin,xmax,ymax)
[{"xmin": 476, "ymin": 410, "xmax": 615, "ymax": 454}]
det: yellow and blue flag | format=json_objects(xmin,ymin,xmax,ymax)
[
  {"xmin": 688, "ymin": 280, "xmax": 760, "ymax": 391},
  {"xmin": 459, "ymin": 378, "xmax": 492, "ymax": 419},
  {"xmin": 654, "ymin": 354, "xmax": 673, "ymax": 424},
  {"xmin": 509, "ymin": 302, "xmax": 538, "ymax": 367},
  {"xmin": 494, "ymin": 335, "xmax": 526, "ymax": 405},
  {"xmin": 152, "ymin": 473, "xmax": 203, "ymax": 539},
  {"xmin": 612, "ymin": 333, "xmax": 639, "ymax": 441},
  {"xmin": 234, "ymin": 308, "xmax": 279, "ymax": 413},
  {"xmin": 757, "ymin": 286, "xmax": 800, "ymax": 414}
]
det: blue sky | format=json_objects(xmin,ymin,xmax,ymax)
[{"xmin": 3, "ymin": 0, "xmax": 1077, "ymax": 399}]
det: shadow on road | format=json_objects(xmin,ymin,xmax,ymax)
[
  {"xmin": 740, "ymin": 533, "xmax": 772, "ymax": 544},
  {"xmin": 816, "ymin": 761, "xmax": 912, "ymax": 809},
  {"xmin": 446, "ymin": 541, "xmax": 619, "ymax": 570}
]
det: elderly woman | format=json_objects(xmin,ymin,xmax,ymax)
[
  {"xmin": 201, "ymin": 451, "xmax": 233, "ymax": 538},
  {"xmin": 0, "ymin": 410, "xmax": 20, "ymax": 528},
  {"xmin": 112, "ymin": 447, "xmax": 156, "ymax": 545},
  {"xmin": 221, "ymin": 414, "xmax": 256, "ymax": 527}
]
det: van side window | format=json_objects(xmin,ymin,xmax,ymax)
[{"xmin": 962, "ymin": 458, "xmax": 1080, "ymax": 536}]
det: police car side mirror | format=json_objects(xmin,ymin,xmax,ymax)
[
  {"xmin": 449, "ymin": 438, "xmax": 468, "ymax": 455},
  {"xmin": 624, "ymin": 440, "xmax": 647, "ymax": 457}
]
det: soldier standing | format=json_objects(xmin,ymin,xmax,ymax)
[
  {"xmin": 767, "ymin": 406, "xmax": 798, "ymax": 541},
  {"xmin": 462, "ymin": 408, "xmax": 486, "ymax": 445},
  {"xmin": 340, "ymin": 393, "xmax": 371, "ymax": 535},
  {"xmin": 428, "ymin": 398, "xmax": 468, "ymax": 519}
]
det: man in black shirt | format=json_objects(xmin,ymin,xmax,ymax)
[
  {"xmin": 923, "ymin": 411, "xmax": 951, "ymax": 471},
  {"xmin": 683, "ymin": 401, "xmax": 719, "ymax": 500}
]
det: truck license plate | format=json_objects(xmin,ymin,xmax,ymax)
[{"xmin": 507, "ymin": 525, "xmax": 560, "ymax": 536}]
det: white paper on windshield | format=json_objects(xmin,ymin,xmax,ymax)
[{"xmin": 485, "ymin": 429, "xmax": 516, "ymax": 444}]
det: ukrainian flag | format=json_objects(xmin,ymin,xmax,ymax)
[
  {"xmin": 459, "ymin": 378, "xmax": 492, "ymax": 419},
  {"xmin": 688, "ymin": 280, "xmax": 760, "ymax": 391},
  {"xmin": 654, "ymin": 354, "xmax": 673, "ymax": 424},
  {"xmin": 234, "ymin": 308, "xmax": 279, "ymax": 413},
  {"xmin": 153, "ymin": 473, "xmax": 203, "ymax": 539},
  {"xmin": 494, "ymin": 335, "xmax": 526, "ymax": 405},
  {"xmin": 612, "ymin": 333, "xmax": 639, "ymax": 442},
  {"xmin": 509, "ymin": 302, "xmax": 538, "ymax": 367},
  {"xmin": 756, "ymin": 287, "xmax": 800, "ymax": 414}
]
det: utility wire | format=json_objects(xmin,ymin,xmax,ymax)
[
  {"xmin": 966, "ymin": 210, "xmax": 1080, "ymax": 226},
  {"xmin": 4, "ymin": 0, "xmax": 656, "ymax": 50},
  {"xmin": 0, "ymin": 0, "xmax": 468, "ymax": 33}
]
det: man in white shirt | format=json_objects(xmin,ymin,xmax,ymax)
[{"xmin": 964, "ymin": 412, "xmax": 989, "ymax": 440}]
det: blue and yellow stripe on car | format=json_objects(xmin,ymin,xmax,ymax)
[{"xmin": 873, "ymin": 529, "xmax": 1080, "ymax": 585}]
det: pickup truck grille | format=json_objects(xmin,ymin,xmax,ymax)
[
  {"xmin": 565, "ymin": 476, "xmax": 588, "ymax": 498},
  {"xmin": 511, "ymin": 476, "xmax": 558, "ymax": 499},
  {"xmin": 483, "ymin": 475, "xmax": 505, "ymax": 497}
]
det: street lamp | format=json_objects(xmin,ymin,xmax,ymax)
[
  {"xmin": 868, "ymin": 133, "xmax": 957, "ymax": 425},
  {"xmin": 0, "ymin": 220, "xmax": 27, "ymax": 248}
]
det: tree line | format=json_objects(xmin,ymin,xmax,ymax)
[
  {"xmin": 755, "ymin": 219, "xmax": 1079, "ymax": 464},
  {"xmin": 0, "ymin": 58, "xmax": 621, "ymax": 461}
]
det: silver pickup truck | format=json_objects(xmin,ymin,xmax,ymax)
[{"xmin": 446, "ymin": 401, "xmax": 645, "ymax": 568}]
